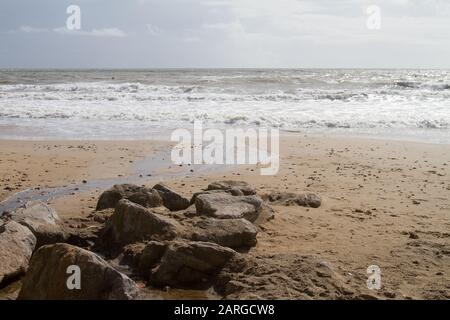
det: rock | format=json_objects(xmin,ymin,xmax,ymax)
[
  {"xmin": 120, "ymin": 241, "xmax": 168, "ymax": 276},
  {"xmin": 207, "ymin": 181, "xmax": 256, "ymax": 196},
  {"xmin": 120, "ymin": 243, "xmax": 146, "ymax": 272},
  {"xmin": 126, "ymin": 189, "xmax": 163, "ymax": 208},
  {"xmin": 190, "ymin": 218, "xmax": 258, "ymax": 249},
  {"xmin": 183, "ymin": 204, "xmax": 198, "ymax": 217},
  {"xmin": 153, "ymin": 183, "xmax": 190, "ymax": 211},
  {"xmin": 96, "ymin": 184, "xmax": 162, "ymax": 210},
  {"xmin": 189, "ymin": 189, "xmax": 242, "ymax": 205},
  {"xmin": 96, "ymin": 185, "xmax": 129, "ymax": 210},
  {"xmin": 66, "ymin": 225, "xmax": 101, "ymax": 250},
  {"xmin": 7, "ymin": 201, "xmax": 67, "ymax": 248},
  {"xmin": 88, "ymin": 208, "xmax": 114, "ymax": 224},
  {"xmin": 216, "ymin": 254, "xmax": 354, "ymax": 299},
  {"xmin": 137, "ymin": 241, "xmax": 167, "ymax": 274},
  {"xmin": 150, "ymin": 240, "xmax": 236, "ymax": 289},
  {"xmin": 98, "ymin": 199, "xmax": 178, "ymax": 250},
  {"xmin": 0, "ymin": 221, "xmax": 36, "ymax": 286},
  {"xmin": 34, "ymin": 224, "xmax": 69, "ymax": 248},
  {"xmin": 265, "ymin": 192, "xmax": 322, "ymax": 208},
  {"xmin": 293, "ymin": 193, "xmax": 322, "ymax": 208},
  {"xmin": 190, "ymin": 190, "xmax": 227, "ymax": 205},
  {"xmin": 18, "ymin": 243, "xmax": 139, "ymax": 300},
  {"xmin": 195, "ymin": 193, "xmax": 263, "ymax": 221},
  {"xmin": 11, "ymin": 201, "xmax": 60, "ymax": 233},
  {"xmin": 409, "ymin": 232, "xmax": 419, "ymax": 240}
]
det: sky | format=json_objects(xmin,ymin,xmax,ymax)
[{"xmin": 1, "ymin": 0, "xmax": 450, "ymax": 68}]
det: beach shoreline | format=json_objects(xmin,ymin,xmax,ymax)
[{"xmin": 1, "ymin": 134, "xmax": 449, "ymax": 299}]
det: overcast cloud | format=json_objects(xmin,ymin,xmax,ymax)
[{"xmin": 1, "ymin": 0, "xmax": 449, "ymax": 68}]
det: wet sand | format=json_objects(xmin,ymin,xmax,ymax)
[{"xmin": 1, "ymin": 135, "xmax": 449, "ymax": 299}]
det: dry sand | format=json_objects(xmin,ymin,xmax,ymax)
[{"xmin": 0, "ymin": 135, "xmax": 449, "ymax": 299}]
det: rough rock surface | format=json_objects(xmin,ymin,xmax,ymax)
[
  {"xmin": 265, "ymin": 192, "xmax": 322, "ymax": 208},
  {"xmin": 98, "ymin": 199, "xmax": 178, "ymax": 249},
  {"xmin": 195, "ymin": 193, "xmax": 263, "ymax": 221},
  {"xmin": 96, "ymin": 184, "xmax": 162, "ymax": 210},
  {"xmin": 190, "ymin": 218, "xmax": 258, "ymax": 249},
  {"xmin": 207, "ymin": 181, "xmax": 256, "ymax": 196},
  {"xmin": 126, "ymin": 189, "xmax": 163, "ymax": 209},
  {"xmin": 120, "ymin": 241, "xmax": 168, "ymax": 277},
  {"xmin": 10, "ymin": 201, "xmax": 59, "ymax": 232},
  {"xmin": 150, "ymin": 240, "xmax": 236, "ymax": 289},
  {"xmin": 190, "ymin": 190, "xmax": 236, "ymax": 205},
  {"xmin": 18, "ymin": 243, "xmax": 139, "ymax": 300},
  {"xmin": 64, "ymin": 222, "xmax": 102, "ymax": 250},
  {"xmin": 137, "ymin": 241, "xmax": 168, "ymax": 274},
  {"xmin": 0, "ymin": 221, "xmax": 36, "ymax": 286},
  {"xmin": 153, "ymin": 183, "xmax": 190, "ymax": 211},
  {"xmin": 34, "ymin": 224, "xmax": 69, "ymax": 248},
  {"xmin": 120, "ymin": 243, "xmax": 147, "ymax": 269}
]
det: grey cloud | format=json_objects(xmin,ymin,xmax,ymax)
[{"xmin": 0, "ymin": 0, "xmax": 449, "ymax": 68}]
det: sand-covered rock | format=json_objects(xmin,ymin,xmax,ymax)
[
  {"xmin": 216, "ymin": 254, "xmax": 355, "ymax": 299},
  {"xmin": 18, "ymin": 243, "xmax": 139, "ymax": 300},
  {"xmin": 150, "ymin": 240, "xmax": 236, "ymax": 289},
  {"xmin": 207, "ymin": 180, "xmax": 256, "ymax": 196},
  {"xmin": 265, "ymin": 192, "xmax": 322, "ymax": 208},
  {"xmin": 0, "ymin": 221, "xmax": 36, "ymax": 286},
  {"xmin": 252, "ymin": 204, "xmax": 275, "ymax": 226},
  {"xmin": 153, "ymin": 183, "xmax": 190, "ymax": 211},
  {"xmin": 98, "ymin": 199, "xmax": 178, "ymax": 249},
  {"xmin": 190, "ymin": 218, "xmax": 258, "ymax": 249},
  {"xmin": 96, "ymin": 184, "xmax": 162, "ymax": 210},
  {"xmin": 195, "ymin": 193, "xmax": 263, "ymax": 221}
]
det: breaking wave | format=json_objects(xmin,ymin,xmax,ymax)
[{"xmin": 0, "ymin": 69, "xmax": 449, "ymax": 141}]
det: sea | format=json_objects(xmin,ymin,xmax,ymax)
[{"xmin": 0, "ymin": 69, "xmax": 449, "ymax": 143}]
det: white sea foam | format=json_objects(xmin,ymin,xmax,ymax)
[{"xmin": 0, "ymin": 69, "xmax": 449, "ymax": 142}]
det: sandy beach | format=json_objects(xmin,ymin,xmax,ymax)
[
  {"xmin": 1, "ymin": 134, "xmax": 449, "ymax": 299},
  {"xmin": 2, "ymin": 0, "xmax": 450, "ymax": 309}
]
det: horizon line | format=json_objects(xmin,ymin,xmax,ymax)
[{"xmin": 2, "ymin": 67, "xmax": 450, "ymax": 71}]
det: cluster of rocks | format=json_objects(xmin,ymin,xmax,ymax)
[{"xmin": 0, "ymin": 180, "xmax": 322, "ymax": 299}]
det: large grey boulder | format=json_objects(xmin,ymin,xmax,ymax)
[
  {"xmin": 190, "ymin": 218, "xmax": 258, "ymax": 249},
  {"xmin": 195, "ymin": 193, "xmax": 263, "ymax": 221},
  {"xmin": 11, "ymin": 201, "xmax": 59, "ymax": 232},
  {"xmin": 0, "ymin": 221, "xmax": 36, "ymax": 286},
  {"xmin": 96, "ymin": 184, "xmax": 162, "ymax": 210},
  {"xmin": 9, "ymin": 201, "xmax": 68, "ymax": 248},
  {"xmin": 207, "ymin": 180, "xmax": 256, "ymax": 196},
  {"xmin": 153, "ymin": 183, "xmax": 190, "ymax": 211},
  {"xmin": 98, "ymin": 199, "xmax": 178, "ymax": 249},
  {"xmin": 190, "ymin": 189, "xmax": 242, "ymax": 205},
  {"xmin": 18, "ymin": 243, "xmax": 139, "ymax": 300},
  {"xmin": 150, "ymin": 240, "xmax": 236, "ymax": 289}
]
